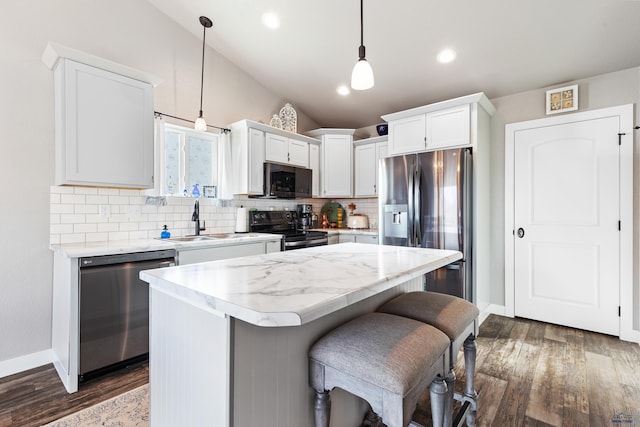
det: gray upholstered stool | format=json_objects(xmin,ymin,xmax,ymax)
[
  {"xmin": 309, "ymin": 312, "xmax": 450, "ymax": 427},
  {"xmin": 378, "ymin": 292, "xmax": 480, "ymax": 426}
]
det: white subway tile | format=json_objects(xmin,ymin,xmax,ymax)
[
  {"xmin": 50, "ymin": 186, "xmax": 74, "ymax": 194},
  {"xmin": 74, "ymin": 187, "xmax": 98, "ymax": 195},
  {"xmin": 61, "ymin": 194, "xmax": 86, "ymax": 204},
  {"xmin": 61, "ymin": 234, "xmax": 85, "ymax": 244},
  {"xmin": 85, "ymin": 233, "xmax": 109, "ymax": 243},
  {"xmin": 51, "ymin": 224, "xmax": 74, "ymax": 234},
  {"xmin": 74, "ymin": 223, "xmax": 98, "ymax": 233},
  {"xmin": 75, "ymin": 205, "xmax": 98, "ymax": 214},
  {"xmin": 50, "ymin": 214, "xmax": 61, "ymax": 224},
  {"xmin": 86, "ymin": 195, "xmax": 109, "ymax": 204},
  {"xmin": 97, "ymin": 223, "xmax": 119, "ymax": 232},
  {"xmin": 108, "ymin": 195, "xmax": 129, "ymax": 205},
  {"xmin": 98, "ymin": 188, "xmax": 119, "ymax": 196},
  {"xmin": 119, "ymin": 222, "xmax": 139, "ymax": 232},
  {"xmin": 108, "ymin": 231, "xmax": 129, "ymax": 241},
  {"xmin": 61, "ymin": 214, "xmax": 85, "ymax": 224},
  {"xmin": 50, "ymin": 194, "xmax": 60, "ymax": 204},
  {"xmin": 51, "ymin": 204, "xmax": 74, "ymax": 214}
]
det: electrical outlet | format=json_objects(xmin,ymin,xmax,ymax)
[{"xmin": 99, "ymin": 205, "xmax": 110, "ymax": 218}]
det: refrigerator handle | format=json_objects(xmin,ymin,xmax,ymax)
[
  {"xmin": 414, "ymin": 163, "xmax": 422, "ymax": 247},
  {"xmin": 408, "ymin": 162, "xmax": 415, "ymax": 246}
]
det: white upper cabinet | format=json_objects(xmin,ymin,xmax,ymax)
[
  {"xmin": 307, "ymin": 129, "xmax": 355, "ymax": 198},
  {"xmin": 426, "ymin": 104, "xmax": 470, "ymax": 150},
  {"xmin": 354, "ymin": 137, "xmax": 388, "ymax": 198},
  {"xmin": 309, "ymin": 143, "xmax": 320, "ymax": 197},
  {"xmin": 387, "ymin": 114, "xmax": 427, "ymax": 155},
  {"xmin": 51, "ymin": 58, "xmax": 155, "ymax": 188},
  {"xmin": 382, "ymin": 93, "xmax": 495, "ymax": 156},
  {"xmin": 230, "ymin": 119, "xmax": 319, "ymax": 196},
  {"xmin": 265, "ymin": 133, "xmax": 309, "ymax": 168},
  {"xmin": 287, "ymin": 138, "xmax": 309, "ymax": 167},
  {"xmin": 231, "ymin": 123, "xmax": 266, "ymax": 196},
  {"xmin": 265, "ymin": 133, "xmax": 289, "ymax": 164}
]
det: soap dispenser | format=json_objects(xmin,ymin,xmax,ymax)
[{"xmin": 160, "ymin": 225, "xmax": 171, "ymax": 239}]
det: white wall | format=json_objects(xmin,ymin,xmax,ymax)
[
  {"xmin": 488, "ymin": 68, "xmax": 640, "ymax": 330},
  {"xmin": 0, "ymin": 0, "xmax": 319, "ymax": 366}
]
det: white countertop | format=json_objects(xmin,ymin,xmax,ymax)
[
  {"xmin": 50, "ymin": 233, "xmax": 282, "ymax": 258},
  {"xmin": 140, "ymin": 243, "xmax": 461, "ymax": 327}
]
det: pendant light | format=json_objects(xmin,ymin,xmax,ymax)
[
  {"xmin": 351, "ymin": 0, "xmax": 374, "ymax": 90},
  {"xmin": 195, "ymin": 16, "xmax": 213, "ymax": 131}
]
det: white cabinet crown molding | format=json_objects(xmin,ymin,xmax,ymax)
[
  {"xmin": 380, "ymin": 92, "xmax": 495, "ymax": 122},
  {"xmin": 229, "ymin": 119, "xmax": 320, "ymax": 145},
  {"xmin": 42, "ymin": 42, "xmax": 162, "ymax": 86}
]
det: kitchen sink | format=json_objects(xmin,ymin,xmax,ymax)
[
  {"xmin": 204, "ymin": 233, "xmax": 257, "ymax": 239},
  {"xmin": 161, "ymin": 235, "xmax": 216, "ymax": 242}
]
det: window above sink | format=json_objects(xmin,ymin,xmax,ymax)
[{"xmin": 157, "ymin": 122, "xmax": 220, "ymax": 197}]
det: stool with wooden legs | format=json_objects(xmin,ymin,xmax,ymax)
[
  {"xmin": 309, "ymin": 312, "xmax": 450, "ymax": 427},
  {"xmin": 378, "ymin": 292, "xmax": 480, "ymax": 426}
]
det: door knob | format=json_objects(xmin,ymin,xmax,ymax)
[{"xmin": 517, "ymin": 228, "xmax": 525, "ymax": 238}]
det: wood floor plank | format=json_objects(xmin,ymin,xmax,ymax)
[
  {"xmin": 585, "ymin": 351, "xmax": 626, "ymax": 426},
  {"xmin": 525, "ymin": 339, "xmax": 566, "ymax": 426},
  {"xmin": 489, "ymin": 340, "xmax": 540, "ymax": 427},
  {"xmin": 472, "ymin": 372, "xmax": 507, "ymax": 427},
  {"xmin": 543, "ymin": 323, "xmax": 568, "ymax": 343},
  {"xmin": 563, "ymin": 327, "xmax": 589, "ymax": 417}
]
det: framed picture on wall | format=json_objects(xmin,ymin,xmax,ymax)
[{"xmin": 546, "ymin": 85, "xmax": 578, "ymax": 115}]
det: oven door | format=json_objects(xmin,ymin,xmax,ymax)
[{"xmin": 283, "ymin": 235, "xmax": 328, "ymax": 251}]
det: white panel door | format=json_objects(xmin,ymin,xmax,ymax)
[{"xmin": 514, "ymin": 117, "xmax": 620, "ymax": 335}]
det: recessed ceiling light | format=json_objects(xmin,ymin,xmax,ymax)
[
  {"xmin": 437, "ymin": 48, "xmax": 457, "ymax": 64},
  {"xmin": 337, "ymin": 85, "xmax": 350, "ymax": 96},
  {"xmin": 262, "ymin": 12, "xmax": 280, "ymax": 29}
]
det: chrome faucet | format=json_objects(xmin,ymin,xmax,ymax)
[{"xmin": 191, "ymin": 200, "xmax": 205, "ymax": 235}]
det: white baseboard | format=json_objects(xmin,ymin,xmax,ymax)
[
  {"xmin": 479, "ymin": 304, "xmax": 507, "ymax": 325},
  {"xmin": 0, "ymin": 349, "xmax": 54, "ymax": 378}
]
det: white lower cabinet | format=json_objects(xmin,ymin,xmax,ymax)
[
  {"xmin": 336, "ymin": 233, "xmax": 378, "ymax": 244},
  {"xmin": 355, "ymin": 234, "xmax": 378, "ymax": 244},
  {"xmin": 177, "ymin": 240, "xmax": 281, "ymax": 265},
  {"xmin": 327, "ymin": 234, "xmax": 339, "ymax": 245}
]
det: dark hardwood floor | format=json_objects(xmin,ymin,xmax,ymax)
[
  {"xmin": 415, "ymin": 315, "xmax": 640, "ymax": 426},
  {"xmin": 1, "ymin": 315, "xmax": 639, "ymax": 426},
  {"xmin": 0, "ymin": 360, "xmax": 148, "ymax": 427}
]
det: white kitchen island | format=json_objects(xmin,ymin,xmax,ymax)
[{"xmin": 140, "ymin": 242, "xmax": 462, "ymax": 427}]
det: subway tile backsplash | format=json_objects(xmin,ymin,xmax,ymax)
[{"xmin": 50, "ymin": 186, "xmax": 379, "ymax": 245}]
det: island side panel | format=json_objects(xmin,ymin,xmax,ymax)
[
  {"xmin": 232, "ymin": 277, "xmax": 423, "ymax": 427},
  {"xmin": 150, "ymin": 287, "xmax": 231, "ymax": 427}
]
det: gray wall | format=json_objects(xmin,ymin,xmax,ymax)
[{"xmin": 488, "ymin": 68, "xmax": 640, "ymax": 329}]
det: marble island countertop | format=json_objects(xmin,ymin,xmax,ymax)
[
  {"xmin": 140, "ymin": 243, "xmax": 461, "ymax": 327},
  {"xmin": 50, "ymin": 233, "xmax": 283, "ymax": 258}
]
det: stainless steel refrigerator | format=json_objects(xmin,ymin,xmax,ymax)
[{"xmin": 379, "ymin": 148, "xmax": 473, "ymax": 301}]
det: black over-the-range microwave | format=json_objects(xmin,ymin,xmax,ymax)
[{"xmin": 259, "ymin": 162, "xmax": 312, "ymax": 199}]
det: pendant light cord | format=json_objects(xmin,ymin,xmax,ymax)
[
  {"xmin": 359, "ymin": 0, "xmax": 364, "ymax": 51},
  {"xmin": 199, "ymin": 24, "xmax": 206, "ymax": 117}
]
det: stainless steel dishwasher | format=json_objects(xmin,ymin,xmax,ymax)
[{"xmin": 78, "ymin": 249, "xmax": 175, "ymax": 381}]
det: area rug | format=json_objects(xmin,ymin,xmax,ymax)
[{"xmin": 41, "ymin": 384, "xmax": 149, "ymax": 427}]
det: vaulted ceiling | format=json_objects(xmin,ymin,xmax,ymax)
[{"xmin": 147, "ymin": 0, "xmax": 640, "ymax": 128}]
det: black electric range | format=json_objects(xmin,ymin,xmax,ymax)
[{"xmin": 249, "ymin": 210, "xmax": 328, "ymax": 251}]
